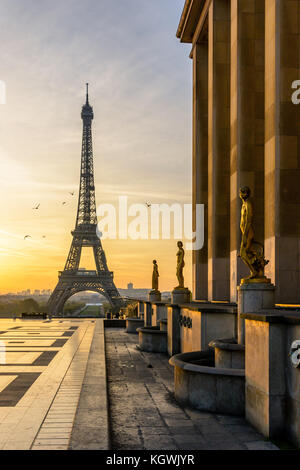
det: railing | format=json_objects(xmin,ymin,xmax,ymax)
[
  {"xmin": 59, "ymin": 270, "xmax": 113, "ymax": 277},
  {"xmin": 76, "ymin": 270, "xmax": 97, "ymax": 276}
]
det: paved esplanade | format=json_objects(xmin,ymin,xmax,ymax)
[
  {"xmin": 105, "ymin": 329, "xmax": 278, "ymax": 451},
  {"xmin": 0, "ymin": 320, "xmax": 277, "ymax": 450},
  {"xmin": 0, "ymin": 319, "xmax": 102, "ymax": 450}
]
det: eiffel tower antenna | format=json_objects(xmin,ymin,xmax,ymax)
[
  {"xmin": 47, "ymin": 85, "xmax": 124, "ymax": 316},
  {"xmin": 86, "ymin": 82, "xmax": 89, "ymax": 104}
]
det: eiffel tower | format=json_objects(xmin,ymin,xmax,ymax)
[{"xmin": 47, "ymin": 85, "xmax": 124, "ymax": 316}]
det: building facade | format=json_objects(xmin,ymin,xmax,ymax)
[{"xmin": 177, "ymin": 0, "xmax": 300, "ymax": 304}]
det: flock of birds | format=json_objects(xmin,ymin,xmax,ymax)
[
  {"xmin": 23, "ymin": 192, "xmax": 76, "ymax": 241},
  {"xmin": 23, "ymin": 197, "xmax": 152, "ymax": 241}
]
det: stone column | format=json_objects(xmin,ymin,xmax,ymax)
[
  {"xmin": 192, "ymin": 42, "xmax": 208, "ymax": 300},
  {"xmin": 208, "ymin": 0, "xmax": 231, "ymax": 301},
  {"xmin": 265, "ymin": 0, "xmax": 300, "ymax": 303},
  {"xmin": 230, "ymin": 0, "xmax": 265, "ymax": 302}
]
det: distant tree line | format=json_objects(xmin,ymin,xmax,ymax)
[
  {"xmin": 0, "ymin": 298, "xmax": 42, "ymax": 315},
  {"xmin": 0, "ymin": 298, "xmax": 85, "ymax": 316}
]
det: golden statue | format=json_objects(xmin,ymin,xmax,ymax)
[
  {"xmin": 239, "ymin": 187, "xmax": 269, "ymax": 283},
  {"xmin": 175, "ymin": 241, "xmax": 185, "ymax": 289},
  {"xmin": 152, "ymin": 260, "xmax": 159, "ymax": 291}
]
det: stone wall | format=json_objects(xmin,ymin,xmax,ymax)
[{"xmin": 243, "ymin": 312, "xmax": 300, "ymax": 447}]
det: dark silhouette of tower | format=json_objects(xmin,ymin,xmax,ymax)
[{"xmin": 47, "ymin": 85, "xmax": 124, "ymax": 315}]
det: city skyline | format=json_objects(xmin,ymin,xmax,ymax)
[{"xmin": 0, "ymin": 0, "xmax": 192, "ymax": 294}]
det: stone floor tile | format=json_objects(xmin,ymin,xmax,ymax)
[
  {"xmin": 140, "ymin": 427, "xmax": 170, "ymax": 436},
  {"xmin": 144, "ymin": 442, "xmax": 178, "ymax": 450},
  {"xmin": 34, "ymin": 438, "xmax": 70, "ymax": 445},
  {"xmin": 168, "ymin": 426, "xmax": 201, "ymax": 436},
  {"xmin": 164, "ymin": 418, "xmax": 195, "ymax": 427},
  {"xmin": 223, "ymin": 423, "xmax": 259, "ymax": 434},
  {"xmin": 31, "ymin": 445, "xmax": 67, "ymax": 450},
  {"xmin": 37, "ymin": 432, "xmax": 71, "ymax": 439},
  {"xmin": 206, "ymin": 442, "xmax": 247, "ymax": 450},
  {"xmin": 215, "ymin": 415, "xmax": 246, "ymax": 425},
  {"xmin": 2, "ymin": 441, "xmax": 32, "ymax": 450},
  {"xmin": 69, "ymin": 443, "xmax": 101, "ymax": 450},
  {"xmin": 246, "ymin": 441, "xmax": 279, "ymax": 450}
]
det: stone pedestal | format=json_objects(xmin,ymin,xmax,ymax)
[
  {"xmin": 171, "ymin": 288, "xmax": 191, "ymax": 305},
  {"xmin": 237, "ymin": 282, "xmax": 275, "ymax": 345},
  {"xmin": 149, "ymin": 290, "xmax": 161, "ymax": 302}
]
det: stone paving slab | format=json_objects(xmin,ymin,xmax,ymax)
[
  {"xmin": 105, "ymin": 328, "xmax": 278, "ymax": 451},
  {"xmin": 0, "ymin": 318, "xmax": 97, "ymax": 450}
]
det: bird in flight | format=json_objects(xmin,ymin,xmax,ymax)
[
  {"xmin": 62, "ymin": 202, "xmax": 67, "ymax": 205},
  {"xmin": 145, "ymin": 202, "xmax": 151, "ymax": 208},
  {"xmin": 69, "ymin": 192, "xmax": 75, "ymax": 196},
  {"xmin": 33, "ymin": 204, "xmax": 40, "ymax": 210},
  {"xmin": 24, "ymin": 235, "xmax": 32, "ymax": 240}
]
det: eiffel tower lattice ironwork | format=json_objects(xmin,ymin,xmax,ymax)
[{"xmin": 47, "ymin": 85, "xmax": 124, "ymax": 315}]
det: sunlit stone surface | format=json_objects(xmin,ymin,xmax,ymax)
[{"xmin": 0, "ymin": 319, "xmax": 95, "ymax": 450}]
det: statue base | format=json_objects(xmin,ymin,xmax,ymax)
[
  {"xmin": 172, "ymin": 288, "xmax": 191, "ymax": 305},
  {"xmin": 149, "ymin": 290, "xmax": 161, "ymax": 302},
  {"xmin": 240, "ymin": 276, "xmax": 271, "ymax": 286},
  {"xmin": 237, "ymin": 281, "xmax": 275, "ymax": 345}
]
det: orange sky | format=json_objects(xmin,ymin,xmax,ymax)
[{"xmin": 0, "ymin": 0, "xmax": 193, "ymax": 294}]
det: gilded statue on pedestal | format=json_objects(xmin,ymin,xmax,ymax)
[
  {"xmin": 175, "ymin": 241, "xmax": 185, "ymax": 289},
  {"xmin": 239, "ymin": 186, "xmax": 269, "ymax": 284},
  {"xmin": 152, "ymin": 260, "xmax": 159, "ymax": 292}
]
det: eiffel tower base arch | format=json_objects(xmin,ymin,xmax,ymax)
[{"xmin": 47, "ymin": 272, "xmax": 124, "ymax": 316}]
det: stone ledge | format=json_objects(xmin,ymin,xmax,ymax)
[
  {"xmin": 209, "ymin": 339, "xmax": 245, "ymax": 352},
  {"xmin": 241, "ymin": 311, "xmax": 300, "ymax": 324},
  {"xmin": 170, "ymin": 351, "xmax": 245, "ymax": 377},
  {"xmin": 180, "ymin": 306, "xmax": 237, "ymax": 314},
  {"xmin": 104, "ymin": 319, "xmax": 126, "ymax": 328},
  {"xmin": 137, "ymin": 326, "xmax": 167, "ymax": 336},
  {"xmin": 138, "ymin": 299, "xmax": 237, "ymax": 313}
]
